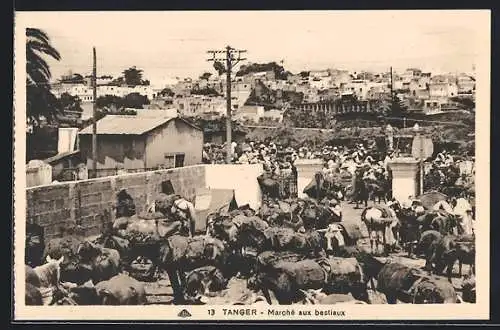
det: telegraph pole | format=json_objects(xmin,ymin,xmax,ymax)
[
  {"xmin": 207, "ymin": 46, "xmax": 247, "ymax": 163},
  {"xmin": 225, "ymin": 46, "xmax": 232, "ymax": 163},
  {"xmin": 92, "ymin": 47, "xmax": 97, "ymax": 178},
  {"xmin": 390, "ymin": 66, "xmax": 393, "ymax": 98}
]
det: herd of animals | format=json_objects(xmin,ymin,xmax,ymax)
[{"xmin": 24, "ymin": 173, "xmax": 476, "ymax": 307}]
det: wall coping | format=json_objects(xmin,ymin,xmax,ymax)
[
  {"xmin": 25, "ymin": 163, "xmax": 265, "ymax": 191},
  {"xmin": 26, "ymin": 164, "xmax": 207, "ymax": 191}
]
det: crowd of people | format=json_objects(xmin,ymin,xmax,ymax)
[
  {"xmin": 202, "ymin": 139, "xmax": 475, "ymax": 202},
  {"xmin": 202, "ymin": 140, "xmax": 398, "ymax": 180}
]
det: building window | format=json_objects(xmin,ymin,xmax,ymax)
[{"xmin": 164, "ymin": 153, "xmax": 185, "ymax": 169}]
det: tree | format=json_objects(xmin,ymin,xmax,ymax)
[
  {"xmin": 299, "ymin": 71, "xmax": 310, "ymax": 78},
  {"xmin": 191, "ymin": 87, "xmax": 221, "ymax": 96},
  {"xmin": 235, "ymin": 62, "xmax": 289, "ymax": 80},
  {"xmin": 159, "ymin": 88, "xmax": 175, "ymax": 97},
  {"xmin": 123, "ymin": 93, "xmax": 150, "ymax": 109},
  {"xmin": 200, "ymin": 72, "xmax": 212, "ymax": 80},
  {"xmin": 59, "ymin": 93, "xmax": 83, "ymax": 113},
  {"xmin": 96, "ymin": 95, "xmax": 124, "ymax": 111},
  {"xmin": 450, "ymin": 96, "xmax": 475, "ymax": 111},
  {"xmin": 109, "ymin": 76, "xmax": 125, "ymax": 86},
  {"xmin": 26, "ymin": 28, "xmax": 61, "ymax": 126},
  {"xmin": 213, "ymin": 62, "xmax": 226, "ymax": 76},
  {"xmin": 123, "ymin": 66, "xmax": 144, "ymax": 86},
  {"xmin": 389, "ymin": 95, "xmax": 408, "ymax": 118}
]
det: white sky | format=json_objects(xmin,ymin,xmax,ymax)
[{"xmin": 16, "ymin": 10, "xmax": 485, "ymax": 85}]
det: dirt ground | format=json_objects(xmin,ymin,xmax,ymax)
[{"xmin": 142, "ymin": 201, "xmax": 473, "ymax": 305}]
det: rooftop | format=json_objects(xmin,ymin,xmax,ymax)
[{"xmin": 79, "ymin": 110, "xmax": 200, "ymax": 135}]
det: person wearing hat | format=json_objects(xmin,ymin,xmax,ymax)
[{"xmin": 159, "ymin": 194, "xmax": 198, "ymax": 238}]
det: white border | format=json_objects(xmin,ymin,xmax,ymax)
[{"xmin": 13, "ymin": 10, "xmax": 491, "ymax": 321}]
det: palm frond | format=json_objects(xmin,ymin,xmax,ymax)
[
  {"xmin": 27, "ymin": 48, "xmax": 52, "ymax": 83},
  {"xmin": 26, "ymin": 28, "xmax": 50, "ymax": 44},
  {"xmin": 26, "ymin": 39, "xmax": 61, "ymax": 61}
]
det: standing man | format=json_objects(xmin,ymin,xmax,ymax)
[{"xmin": 160, "ymin": 194, "xmax": 198, "ymax": 238}]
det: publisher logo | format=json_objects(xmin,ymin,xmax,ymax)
[{"xmin": 178, "ymin": 309, "xmax": 192, "ymax": 318}]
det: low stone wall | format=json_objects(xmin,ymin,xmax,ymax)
[{"xmin": 26, "ymin": 165, "xmax": 206, "ymax": 240}]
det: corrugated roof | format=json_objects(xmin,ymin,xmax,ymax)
[
  {"xmin": 79, "ymin": 110, "xmax": 201, "ymax": 135},
  {"xmin": 79, "ymin": 115, "xmax": 173, "ymax": 135}
]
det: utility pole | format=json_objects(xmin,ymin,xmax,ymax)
[
  {"xmin": 390, "ymin": 66, "xmax": 393, "ymax": 98},
  {"xmin": 92, "ymin": 47, "xmax": 97, "ymax": 178},
  {"xmin": 207, "ymin": 46, "xmax": 247, "ymax": 163}
]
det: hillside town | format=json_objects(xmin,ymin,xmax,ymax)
[
  {"xmin": 51, "ymin": 64, "xmax": 475, "ymax": 124},
  {"xmin": 22, "ymin": 13, "xmax": 479, "ymax": 312}
]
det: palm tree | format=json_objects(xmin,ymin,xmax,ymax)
[{"xmin": 26, "ymin": 28, "xmax": 61, "ymax": 125}]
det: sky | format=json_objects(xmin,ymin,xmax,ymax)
[{"xmin": 16, "ymin": 10, "xmax": 486, "ymax": 87}]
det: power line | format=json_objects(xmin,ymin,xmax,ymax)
[{"xmin": 207, "ymin": 46, "xmax": 247, "ymax": 163}]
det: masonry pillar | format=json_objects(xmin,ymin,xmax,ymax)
[
  {"xmin": 294, "ymin": 159, "xmax": 324, "ymax": 198},
  {"xmin": 387, "ymin": 158, "xmax": 419, "ymax": 203}
]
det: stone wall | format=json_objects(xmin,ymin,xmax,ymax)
[{"xmin": 26, "ymin": 165, "xmax": 206, "ymax": 240}]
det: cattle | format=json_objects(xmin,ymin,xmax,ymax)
[
  {"xmin": 26, "ymin": 265, "xmax": 41, "ymax": 288},
  {"xmin": 33, "ymin": 255, "xmax": 64, "ymax": 288},
  {"xmin": 184, "ymin": 266, "xmax": 228, "ymax": 301},
  {"xmin": 455, "ymin": 238, "xmax": 475, "ymax": 277},
  {"xmin": 77, "ymin": 241, "xmax": 121, "ymax": 284},
  {"xmin": 365, "ymin": 176, "xmax": 390, "ymax": 204},
  {"xmin": 52, "ymin": 275, "xmax": 147, "ymax": 305},
  {"xmin": 32, "ymin": 256, "xmax": 65, "ymax": 305},
  {"xmin": 42, "ymin": 231, "xmax": 84, "ymax": 273},
  {"xmin": 26, "ymin": 264, "xmax": 42, "ymax": 306},
  {"xmin": 257, "ymin": 173, "xmax": 281, "ymax": 199},
  {"xmin": 255, "ymin": 251, "xmax": 308, "ymax": 274},
  {"xmin": 361, "ymin": 205, "xmax": 399, "ymax": 255},
  {"xmin": 250, "ymin": 256, "xmax": 368, "ymax": 305},
  {"xmin": 416, "ymin": 230, "xmax": 443, "ymax": 271},
  {"xmin": 393, "ymin": 206, "xmax": 421, "ymax": 257},
  {"xmin": 320, "ymin": 222, "xmax": 366, "ymax": 256},
  {"xmin": 95, "ymin": 274, "xmax": 147, "ymax": 305},
  {"xmin": 232, "ymin": 291, "xmax": 272, "ymax": 305},
  {"xmin": 128, "ymin": 257, "xmax": 157, "ymax": 282},
  {"xmin": 298, "ymin": 289, "xmax": 367, "ymax": 305},
  {"xmin": 373, "ymin": 259, "xmax": 458, "ymax": 304},
  {"xmin": 157, "ymin": 235, "xmax": 229, "ymax": 304},
  {"xmin": 92, "ymin": 233, "xmax": 130, "ymax": 265},
  {"xmin": 51, "ymin": 281, "xmax": 102, "ymax": 305},
  {"xmin": 235, "ymin": 221, "xmax": 325, "ymax": 258},
  {"xmin": 248, "ymin": 258, "xmax": 327, "ymax": 305},
  {"xmin": 461, "ymin": 275, "xmax": 476, "ymax": 303},
  {"xmin": 25, "ymin": 283, "xmax": 43, "ymax": 305},
  {"xmin": 211, "ymin": 213, "xmax": 324, "ymax": 258},
  {"xmin": 419, "ymin": 203, "xmax": 458, "ymax": 235},
  {"xmin": 411, "ymin": 277, "xmax": 460, "ymax": 304},
  {"xmin": 428, "ymin": 235, "xmax": 460, "ymax": 282}
]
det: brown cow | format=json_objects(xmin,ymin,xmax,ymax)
[{"xmin": 95, "ymin": 274, "xmax": 147, "ymax": 305}]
